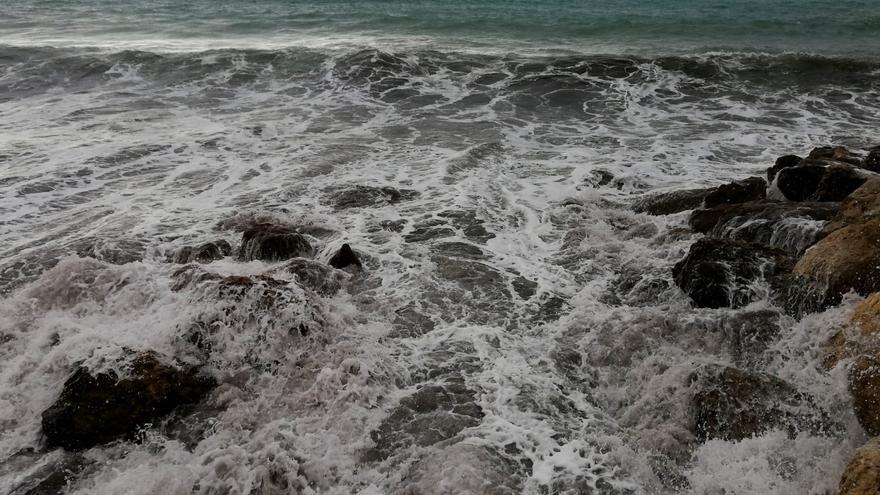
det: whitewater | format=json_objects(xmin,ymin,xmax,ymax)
[{"xmin": 2, "ymin": 1, "xmax": 880, "ymax": 493}]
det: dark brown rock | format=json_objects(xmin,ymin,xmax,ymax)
[
  {"xmin": 703, "ymin": 176, "xmax": 767, "ymax": 209},
  {"xmin": 849, "ymin": 355, "xmax": 880, "ymax": 436},
  {"xmin": 632, "ymin": 187, "xmax": 714, "ymax": 216},
  {"xmin": 777, "ymin": 163, "xmax": 867, "ymax": 202},
  {"xmin": 822, "ymin": 177, "xmax": 880, "ymax": 235},
  {"xmin": 839, "ymin": 437, "xmax": 880, "ymax": 495},
  {"xmin": 41, "ymin": 353, "xmax": 215, "ymax": 451},
  {"xmin": 767, "ymin": 155, "xmax": 802, "ymax": 182},
  {"xmin": 239, "ymin": 225, "xmax": 314, "ymax": 262},
  {"xmin": 328, "ymin": 243, "xmax": 362, "ymax": 270},
  {"xmin": 776, "ymin": 164, "xmax": 829, "ymax": 201},
  {"xmin": 672, "ymin": 238, "xmax": 794, "ymax": 309},
  {"xmin": 172, "ymin": 240, "xmax": 231, "ymax": 264},
  {"xmin": 693, "ymin": 365, "xmax": 834, "ymax": 442}
]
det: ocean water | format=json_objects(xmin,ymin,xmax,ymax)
[{"xmin": 1, "ymin": 1, "xmax": 879, "ymax": 494}]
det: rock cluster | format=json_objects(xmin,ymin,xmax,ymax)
[{"xmin": 636, "ymin": 145, "xmax": 880, "ymax": 490}]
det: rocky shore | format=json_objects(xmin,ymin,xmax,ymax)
[
  {"xmin": 10, "ymin": 147, "xmax": 880, "ymax": 493},
  {"xmin": 642, "ymin": 144, "xmax": 880, "ymax": 493}
]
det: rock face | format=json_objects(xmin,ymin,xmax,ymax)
[
  {"xmin": 672, "ymin": 238, "xmax": 794, "ymax": 309},
  {"xmin": 328, "ymin": 243, "xmax": 362, "ymax": 270},
  {"xmin": 239, "ymin": 225, "xmax": 314, "ymax": 262},
  {"xmin": 632, "ymin": 187, "xmax": 714, "ymax": 216},
  {"xmin": 688, "ymin": 200, "xmax": 837, "ymax": 255},
  {"xmin": 329, "ymin": 185, "xmax": 419, "ymax": 209},
  {"xmin": 839, "ymin": 437, "xmax": 880, "ymax": 495},
  {"xmin": 823, "ymin": 177, "xmax": 880, "ymax": 234},
  {"xmin": 849, "ymin": 356, "xmax": 880, "ymax": 437},
  {"xmin": 361, "ymin": 377, "xmax": 483, "ymax": 462},
  {"xmin": 776, "ymin": 163, "xmax": 867, "ymax": 202},
  {"xmin": 703, "ymin": 176, "xmax": 767, "ymax": 209},
  {"xmin": 692, "ymin": 365, "xmax": 833, "ymax": 441},
  {"xmin": 807, "ymin": 145, "xmax": 863, "ymax": 166},
  {"xmin": 42, "ymin": 353, "xmax": 215, "ymax": 451},
  {"xmin": 172, "ymin": 240, "xmax": 232, "ymax": 264},
  {"xmin": 767, "ymin": 154, "xmax": 802, "ymax": 182},
  {"xmin": 793, "ymin": 219, "xmax": 880, "ymax": 304}
]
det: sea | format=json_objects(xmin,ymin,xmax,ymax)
[{"xmin": 1, "ymin": 0, "xmax": 879, "ymax": 493}]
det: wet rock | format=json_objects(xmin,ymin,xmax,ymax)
[
  {"xmin": 8, "ymin": 453, "xmax": 91, "ymax": 495},
  {"xmin": 689, "ymin": 200, "xmax": 838, "ymax": 255},
  {"xmin": 361, "ymin": 377, "xmax": 483, "ymax": 462},
  {"xmin": 511, "ymin": 276, "xmax": 538, "ymax": 300},
  {"xmin": 793, "ymin": 219, "xmax": 880, "ymax": 306},
  {"xmin": 172, "ymin": 240, "xmax": 232, "ymax": 264},
  {"xmin": 632, "ymin": 187, "xmax": 714, "ymax": 216},
  {"xmin": 399, "ymin": 444, "xmax": 525, "ymax": 495},
  {"xmin": 822, "ymin": 177, "xmax": 880, "ymax": 234},
  {"xmin": 767, "ymin": 155, "xmax": 802, "ymax": 183},
  {"xmin": 824, "ymin": 292, "xmax": 880, "ymax": 370},
  {"xmin": 277, "ymin": 258, "xmax": 346, "ymax": 295},
  {"xmin": 432, "ymin": 241, "xmax": 485, "ymax": 259},
  {"xmin": 328, "ymin": 243, "xmax": 362, "ymax": 270},
  {"xmin": 378, "ymin": 219, "xmax": 407, "ymax": 232},
  {"xmin": 692, "ymin": 365, "xmax": 834, "ymax": 442},
  {"xmin": 437, "ymin": 210, "xmax": 495, "ymax": 243},
  {"xmin": 839, "ymin": 436, "xmax": 880, "ymax": 495},
  {"xmin": 703, "ymin": 176, "xmax": 766, "ymax": 209},
  {"xmin": 864, "ymin": 148, "xmax": 880, "ymax": 173},
  {"xmin": 721, "ymin": 309, "xmax": 786, "ymax": 368},
  {"xmin": 672, "ymin": 238, "xmax": 794, "ymax": 309},
  {"xmin": 390, "ymin": 304, "xmax": 436, "ymax": 338},
  {"xmin": 849, "ymin": 356, "xmax": 880, "ymax": 436},
  {"xmin": 404, "ymin": 219, "xmax": 456, "ymax": 243},
  {"xmin": 41, "ymin": 353, "xmax": 215, "ymax": 451},
  {"xmin": 807, "ymin": 145, "xmax": 863, "ymax": 166},
  {"xmin": 239, "ymin": 224, "xmax": 314, "ymax": 262},
  {"xmin": 777, "ymin": 163, "xmax": 867, "ymax": 202},
  {"xmin": 328, "ymin": 185, "xmax": 419, "ymax": 209}
]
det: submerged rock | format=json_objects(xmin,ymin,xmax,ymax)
[
  {"xmin": 41, "ymin": 353, "xmax": 215, "ymax": 451},
  {"xmin": 793, "ymin": 219, "xmax": 880, "ymax": 306},
  {"xmin": 328, "ymin": 185, "xmax": 419, "ymax": 209},
  {"xmin": 767, "ymin": 154, "xmax": 802, "ymax": 182},
  {"xmin": 8, "ymin": 453, "xmax": 91, "ymax": 495},
  {"xmin": 328, "ymin": 243, "xmax": 362, "ymax": 270},
  {"xmin": 277, "ymin": 258, "xmax": 346, "ymax": 295},
  {"xmin": 172, "ymin": 240, "xmax": 232, "ymax": 264},
  {"xmin": 703, "ymin": 176, "xmax": 767, "ymax": 208},
  {"xmin": 239, "ymin": 224, "xmax": 314, "ymax": 262},
  {"xmin": 632, "ymin": 187, "xmax": 714, "ymax": 216},
  {"xmin": 692, "ymin": 365, "xmax": 834, "ymax": 442},
  {"xmin": 400, "ymin": 443, "xmax": 526, "ymax": 495},
  {"xmin": 672, "ymin": 238, "xmax": 794, "ymax": 309},
  {"xmin": 721, "ymin": 309, "xmax": 786, "ymax": 368},
  {"xmin": 839, "ymin": 437, "xmax": 880, "ymax": 495},
  {"xmin": 361, "ymin": 377, "xmax": 483, "ymax": 462}
]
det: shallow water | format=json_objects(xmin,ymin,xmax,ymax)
[{"xmin": 2, "ymin": 1, "xmax": 880, "ymax": 493}]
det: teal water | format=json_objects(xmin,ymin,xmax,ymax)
[{"xmin": 2, "ymin": 0, "xmax": 879, "ymax": 56}]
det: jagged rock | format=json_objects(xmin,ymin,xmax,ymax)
[
  {"xmin": 361, "ymin": 377, "xmax": 483, "ymax": 462},
  {"xmin": 41, "ymin": 353, "xmax": 215, "ymax": 451},
  {"xmin": 172, "ymin": 240, "xmax": 232, "ymax": 264},
  {"xmin": 849, "ymin": 356, "xmax": 880, "ymax": 436},
  {"xmin": 823, "ymin": 177, "xmax": 880, "ymax": 235},
  {"xmin": 689, "ymin": 200, "xmax": 837, "ymax": 256},
  {"xmin": 277, "ymin": 258, "xmax": 345, "ymax": 295},
  {"xmin": 8, "ymin": 453, "xmax": 91, "ymax": 495},
  {"xmin": 692, "ymin": 365, "xmax": 834, "ymax": 442},
  {"xmin": 632, "ymin": 187, "xmax": 714, "ymax": 216},
  {"xmin": 328, "ymin": 185, "xmax": 419, "ymax": 209},
  {"xmin": 793, "ymin": 220, "xmax": 880, "ymax": 306},
  {"xmin": 839, "ymin": 437, "xmax": 880, "ymax": 495},
  {"xmin": 825, "ymin": 293, "xmax": 880, "ymax": 370},
  {"xmin": 864, "ymin": 148, "xmax": 880, "ymax": 173},
  {"xmin": 239, "ymin": 224, "xmax": 314, "ymax": 262},
  {"xmin": 703, "ymin": 176, "xmax": 767, "ymax": 209},
  {"xmin": 672, "ymin": 238, "xmax": 794, "ymax": 309},
  {"xmin": 777, "ymin": 163, "xmax": 867, "ymax": 202},
  {"xmin": 807, "ymin": 145, "xmax": 863, "ymax": 166},
  {"xmin": 767, "ymin": 155, "xmax": 802, "ymax": 182},
  {"xmin": 328, "ymin": 243, "xmax": 362, "ymax": 269}
]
